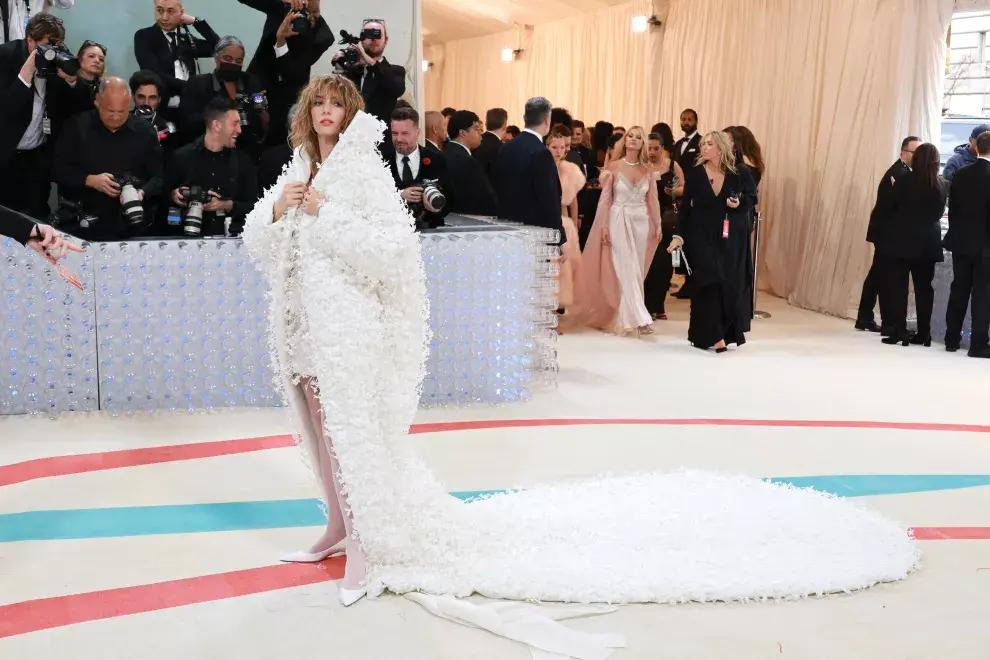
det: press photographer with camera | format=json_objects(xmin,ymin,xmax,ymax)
[
  {"xmin": 180, "ymin": 36, "xmax": 268, "ymax": 162},
  {"xmin": 333, "ymin": 20, "xmax": 405, "ymax": 133},
  {"xmin": 1, "ymin": 0, "xmax": 74, "ymax": 45},
  {"xmin": 381, "ymin": 106, "xmax": 450, "ymax": 231},
  {"xmin": 239, "ymin": 0, "xmax": 334, "ymax": 147},
  {"xmin": 0, "ymin": 13, "xmax": 88, "ymax": 218},
  {"xmin": 52, "ymin": 77, "xmax": 164, "ymax": 240},
  {"xmin": 165, "ymin": 97, "xmax": 258, "ymax": 238},
  {"xmin": 134, "ymin": 0, "xmax": 219, "ymax": 118},
  {"xmin": 129, "ymin": 69, "xmax": 180, "ymax": 160}
]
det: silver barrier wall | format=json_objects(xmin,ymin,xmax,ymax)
[{"xmin": 1, "ymin": 217, "xmax": 558, "ymax": 416}]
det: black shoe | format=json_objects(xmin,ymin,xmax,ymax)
[
  {"xmin": 855, "ymin": 321, "xmax": 881, "ymax": 333},
  {"xmin": 967, "ymin": 347, "xmax": 990, "ymax": 359},
  {"xmin": 715, "ymin": 346, "xmax": 728, "ymax": 354},
  {"xmin": 881, "ymin": 334, "xmax": 910, "ymax": 346},
  {"xmin": 945, "ymin": 343, "xmax": 960, "ymax": 353},
  {"xmin": 908, "ymin": 334, "xmax": 932, "ymax": 347}
]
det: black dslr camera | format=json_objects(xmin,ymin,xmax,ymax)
[
  {"xmin": 235, "ymin": 92, "xmax": 268, "ymax": 127},
  {"xmin": 35, "ymin": 43, "xmax": 80, "ymax": 78},
  {"xmin": 180, "ymin": 186, "xmax": 212, "ymax": 237},
  {"xmin": 283, "ymin": 3, "xmax": 311, "ymax": 35},
  {"xmin": 337, "ymin": 26, "xmax": 382, "ymax": 68}
]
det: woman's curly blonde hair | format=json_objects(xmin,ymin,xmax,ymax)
[{"xmin": 290, "ymin": 74, "xmax": 366, "ymax": 178}]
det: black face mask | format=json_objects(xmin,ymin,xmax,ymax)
[
  {"xmin": 681, "ymin": 124, "xmax": 695, "ymax": 135},
  {"xmin": 216, "ymin": 62, "xmax": 242, "ymax": 82}
]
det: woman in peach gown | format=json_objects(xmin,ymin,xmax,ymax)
[
  {"xmin": 584, "ymin": 126, "xmax": 663, "ymax": 336},
  {"xmin": 547, "ymin": 126, "xmax": 589, "ymax": 331}
]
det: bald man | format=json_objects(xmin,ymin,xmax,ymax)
[
  {"xmin": 53, "ymin": 77, "xmax": 165, "ymax": 240},
  {"xmin": 424, "ymin": 111, "xmax": 444, "ymax": 154}
]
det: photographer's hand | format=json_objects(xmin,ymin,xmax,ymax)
[
  {"xmin": 276, "ymin": 11, "xmax": 301, "ymax": 46},
  {"xmin": 400, "ymin": 186, "xmax": 424, "ymax": 204},
  {"xmin": 171, "ymin": 188, "xmax": 187, "ymax": 207},
  {"xmin": 351, "ymin": 43, "xmax": 376, "ymax": 67},
  {"xmin": 180, "ymin": 14, "xmax": 197, "ymax": 25},
  {"xmin": 56, "ymin": 68, "xmax": 77, "ymax": 87},
  {"xmin": 86, "ymin": 173, "xmax": 121, "ymax": 198}
]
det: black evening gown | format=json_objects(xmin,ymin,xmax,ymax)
[
  {"xmin": 643, "ymin": 166, "xmax": 678, "ymax": 316},
  {"xmin": 732, "ymin": 164, "xmax": 760, "ymax": 333},
  {"xmin": 676, "ymin": 165, "xmax": 755, "ymax": 349}
]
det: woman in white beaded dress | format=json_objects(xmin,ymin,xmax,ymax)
[
  {"xmin": 584, "ymin": 126, "xmax": 663, "ymax": 336},
  {"xmin": 243, "ymin": 76, "xmax": 917, "ymax": 654}
]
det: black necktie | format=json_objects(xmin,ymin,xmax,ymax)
[
  {"xmin": 167, "ymin": 32, "xmax": 178, "ymax": 58},
  {"xmin": 401, "ymin": 156, "xmax": 413, "ymax": 185}
]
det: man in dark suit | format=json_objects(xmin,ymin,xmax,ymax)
[
  {"xmin": 671, "ymin": 108, "xmax": 701, "ymax": 298},
  {"xmin": 134, "ymin": 0, "xmax": 219, "ymax": 118},
  {"xmin": 238, "ymin": 0, "xmax": 334, "ymax": 147},
  {"xmin": 382, "ymin": 106, "xmax": 450, "ymax": 230},
  {"xmin": 424, "ymin": 110, "xmax": 444, "ymax": 154},
  {"xmin": 335, "ymin": 20, "xmax": 404, "ymax": 144},
  {"xmin": 854, "ymin": 136, "xmax": 919, "ymax": 333},
  {"xmin": 944, "ymin": 131, "xmax": 990, "ymax": 357},
  {"xmin": 473, "ymin": 107, "xmax": 506, "ymax": 178},
  {"xmin": 444, "ymin": 110, "xmax": 498, "ymax": 217},
  {"xmin": 491, "ymin": 97, "xmax": 562, "ymax": 242},
  {"xmin": 0, "ymin": 13, "xmax": 86, "ymax": 218}
]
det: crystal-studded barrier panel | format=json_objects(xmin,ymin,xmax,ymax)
[
  {"xmin": 0, "ymin": 219, "xmax": 557, "ymax": 415},
  {"xmin": 1, "ymin": 237, "xmax": 99, "ymax": 415},
  {"xmin": 931, "ymin": 253, "xmax": 972, "ymax": 349}
]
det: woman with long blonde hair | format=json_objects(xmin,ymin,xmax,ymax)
[
  {"xmin": 584, "ymin": 126, "xmax": 663, "ymax": 336},
  {"xmin": 668, "ymin": 131, "xmax": 755, "ymax": 352}
]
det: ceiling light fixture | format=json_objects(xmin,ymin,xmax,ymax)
[
  {"xmin": 501, "ymin": 48, "xmax": 515, "ymax": 62},
  {"xmin": 422, "ymin": 60, "xmax": 430, "ymax": 73},
  {"xmin": 632, "ymin": 15, "xmax": 648, "ymax": 32}
]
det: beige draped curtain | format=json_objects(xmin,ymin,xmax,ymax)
[
  {"xmin": 654, "ymin": 0, "xmax": 953, "ymax": 317},
  {"xmin": 426, "ymin": 0, "xmax": 953, "ymax": 317},
  {"xmin": 425, "ymin": 1, "xmax": 653, "ymax": 127}
]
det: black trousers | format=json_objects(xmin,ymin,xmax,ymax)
[
  {"xmin": 857, "ymin": 252, "xmax": 889, "ymax": 326},
  {"xmin": 644, "ymin": 233, "xmax": 674, "ymax": 315},
  {"xmin": 884, "ymin": 258, "xmax": 936, "ymax": 338},
  {"xmin": 945, "ymin": 252, "xmax": 990, "ymax": 350},
  {"xmin": 0, "ymin": 144, "xmax": 52, "ymax": 220}
]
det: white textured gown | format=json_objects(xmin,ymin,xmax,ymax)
[
  {"xmin": 608, "ymin": 173, "xmax": 654, "ymax": 332},
  {"xmin": 243, "ymin": 112, "xmax": 918, "ymax": 657}
]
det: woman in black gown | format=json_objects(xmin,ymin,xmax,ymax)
[
  {"xmin": 668, "ymin": 132, "xmax": 756, "ymax": 352},
  {"xmin": 877, "ymin": 143, "xmax": 947, "ymax": 346},
  {"xmin": 723, "ymin": 127, "xmax": 762, "ymax": 331},
  {"xmin": 643, "ymin": 131, "xmax": 684, "ymax": 319}
]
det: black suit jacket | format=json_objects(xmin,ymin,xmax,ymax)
[
  {"xmin": 134, "ymin": 20, "xmax": 220, "ymax": 102},
  {"xmin": 866, "ymin": 159, "xmax": 910, "ymax": 244},
  {"xmin": 876, "ymin": 170, "xmax": 947, "ymax": 262},
  {"xmin": 945, "ymin": 159, "xmax": 990, "ymax": 258},
  {"xmin": 491, "ymin": 130, "xmax": 562, "ymax": 240},
  {"xmin": 444, "ymin": 141, "xmax": 498, "ymax": 217},
  {"xmin": 340, "ymin": 58, "xmax": 406, "ymax": 127},
  {"xmin": 2, "ymin": 203, "xmax": 36, "ymax": 244},
  {"xmin": 0, "ymin": 39, "xmax": 85, "ymax": 167},
  {"xmin": 472, "ymin": 131, "xmax": 502, "ymax": 179},
  {"xmin": 381, "ymin": 144, "xmax": 451, "ymax": 229},
  {"xmin": 239, "ymin": 0, "xmax": 334, "ymax": 99},
  {"xmin": 672, "ymin": 133, "xmax": 701, "ymax": 171}
]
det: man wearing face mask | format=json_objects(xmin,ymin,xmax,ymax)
[
  {"xmin": 180, "ymin": 36, "xmax": 268, "ymax": 162},
  {"xmin": 333, "ymin": 19, "xmax": 405, "ymax": 138}
]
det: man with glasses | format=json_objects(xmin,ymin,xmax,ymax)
[
  {"xmin": 0, "ymin": 12, "xmax": 87, "ymax": 217},
  {"xmin": 443, "ymin": 110, "xmax": 497, "ymax": 217},
  {"xmin": 0, "ymin": 0, "xmax": 73, "ymax": 45},
  {"xmin": 856, "ymin": 135, "xmax": 921, "ymax": 334}
]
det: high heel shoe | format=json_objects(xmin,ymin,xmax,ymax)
[
  {"xmin": 715, "ymin": 346, "xmax": 728, "ymax": 354},
  {"xmin": 279, "ymin": 539, "xmax": 346, "ymax": 564},
  {"xmin": 338, "ymin": 586, "xmax": 367, "ymax": 607}
]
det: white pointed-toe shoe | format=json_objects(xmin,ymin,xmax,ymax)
[
  {"xmin": 338, "ymin": 586, "xmax": 367, "ymax": 607},
  {"xmin": 279, "ymin": 540, "xmax": 346, "ymax": 564}
]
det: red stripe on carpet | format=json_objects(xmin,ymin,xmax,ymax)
[
  {"xmin": 1, "ymin": 527, "xmax": 987, "ymax": 639},
  {"xmin": 0, "ymin": 558, "xmax": 345, "ymax": 639},
  {"xmin": 910, "ymin": 527, "xmax": 990, "ymax": 540},
  {"xmin": 5, "ymin": 418, "xmax": 990, "ymax": 487}
]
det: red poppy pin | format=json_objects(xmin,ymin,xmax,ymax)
[{"xmin": 423, "ymin": 157, "xmax": 432, "ymax": 166}]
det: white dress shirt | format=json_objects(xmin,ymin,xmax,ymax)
[
  {"xmin": 2, "ymin": 0, "xmax": 74, "ymax": 44},
  {"xmin": 395, "ymin": 147, "xmax": 421, "ymax": 180},
  {"xmin": 680, "ymin": 131, "xmax": 698, "ymax": 154},
  {"xmin": 162, "ymin": 28, "xmax": 190, "ymax": 81},
  {"xmin": 448, "ymin": 140, "xmax": 472, "ymax": 156},
  {"xmin": 522, "ymin": 127, "xmax": 544, "ymax": 141},
  {"xmin": 16, "ymin": 72, "xmax": 46, "ymax": 150}
]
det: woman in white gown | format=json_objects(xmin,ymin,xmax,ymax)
[
  {"xmin": 244, "ymin": 77, "xmax": 918, "ymax": 654},
  {"xmin": 584, "ymin": 127, "xmax": 662, "ymax": 336}
]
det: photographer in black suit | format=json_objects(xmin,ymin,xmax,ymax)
[
  {"xmin": 133, "ymin": 0, "xmax": 219, "ymax": 118},
  {"xmin": 944, "ymin": 131, "xmax": 990, "ymax": 357},
  {"xmin": 444, "ymin": 110, "xmax": 498, "ymax": 217},
  {"xmin": 180, "ymin": 36, "xmax": 268, "ymax": 162},
  {"xmin": 239, "ymin": 0, "xmax": 334, "ymax": 147},
  {"xmin": 0, "ymin": 13, "xmax": 87, "ymax": 218},
  {"xmin": 382, "ymin": 106, "xmax": 449, "ymax": 230},
  {"xmin": 491, "ymin": 97, "xmax": 563, "ymax": 243},
  {"xmin": 333, "ymin": 20, "xmax": 405, "ymax": 134}
]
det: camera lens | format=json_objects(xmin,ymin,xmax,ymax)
[
  {"xmin": 120, "ymin": 183, "xmax": 146, "ymax": 227},
  {"xmin": 183, "ymin": 189, "xmax": 204, "ymax": 237}
]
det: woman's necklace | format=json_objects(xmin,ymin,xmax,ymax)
[{"xmin": 623, "ymin": 157, "xmax": 638, "ymax": 166}]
